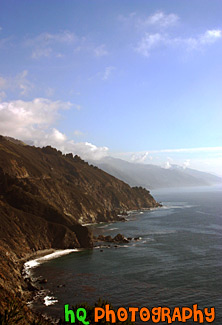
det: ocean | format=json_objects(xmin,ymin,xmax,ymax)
[{"xmin": 29, "ymin": 186, "xmax": 222, "ymax": 324}]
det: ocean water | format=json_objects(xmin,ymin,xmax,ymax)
[{"xmin": 30, "ymin": 186, "xmax": 222, "ymax": 323}]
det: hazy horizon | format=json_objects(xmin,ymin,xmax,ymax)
[{"xmin": 0, "ymin": 0, "xmax": 222, "ymax": 176}]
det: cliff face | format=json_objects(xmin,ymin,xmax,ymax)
[
  {"xmin": 0, "ymin": 136, "xmax": 159, "ymax": 225},
  {"xmin": 0, "ymin": 135, "xmax": 159, "ymax": 319}
]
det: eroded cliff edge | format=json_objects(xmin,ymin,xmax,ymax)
[{"xmin": 0, "ymin": 135, "xmax": 160, "ymax": 322}]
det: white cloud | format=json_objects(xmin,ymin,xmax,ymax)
[
  {"xmin": 164, "ymin": 161, "xmax": 171, "ymax": 169},
  {"xmin": 73, "ymin": 103, "xmax": 82, "ymax": 110},
  {"xmin": 111, "ymin": 146, "xmax": 222, "ymax": 161},
  {"xmin": 31, "ymin": 134, "xmax": 108, "ymax": 160},
  {"xmin": 139, "ymin": 11, "xmax": 179, "ymax": 29},
  {"xmin": 103, "ymin": 66, "xmax": 115, "ymax": 80},
  {"xmin": 135, "ymin": 33, "xmax": 165, "ymax": 57},
  {"xmin": 124, "ymin": 11, "xmax": 222, "ymax": 57},
  {"xmin": 94, "ymin": 44, "xmax": 108, "ymax": 57},
  {"xmin": 0, "ymin": 98, "xmax": 71, "ymax": 133},
  {"xmin": 130, "ymin": 152, "xmax": 150, "ymax": 163},
  {"xmin": 38, "ymin": 31, "xmax": 76, "ymax": 44},
  {"xmin": 154, "ymin": 146, "xmax": 222, "ymax": 153},
  {"xmin": 0, "ymin": 98, "xmax": 108, "ymax": 160},
  {"xmin": 88, "ymin": 66, "xmax": 115, "ymax": 81},
  {"xmin": 26, "ymin": 31, "xmax": 77, "ymax": 59},
  {"xmin": 123, "ymin": 147, "xmax": 222, "ymax": 159},
  {"xmin": 201, "ymin": 29, "xmax": 222, "ymax": 44},
  {"xmin": 183, "ymin": 159, "xmax": 190, "ymax": 169},
  {"xmin": 136, "ymin": 28, "xmax": 222, "ymax": 57},
  {"xmin": 111, "ymin": 147, "xmax": 222, "ymax": 175},
  {"xmin": 32, "ymin": 47, "xmax": 52, "ymax": 59},
  {"xmin": 45, "ymin": 87, "xmax": 55, "ymax": 97},
  {"xmin": 162, "ymin": 156, "xmax": 174, "ymax": 169},
  {"xmin": 29, "ymin": 31, "xmax": 76, "ymax": 46},
  {"xmin": 119, "ymin": 11, "xmax": 178, "ymax": 30},
  {"xmin": 27, "ymin": 31, "xmax": 109, "ymax": 59},
  {"xmin": 64, "ymin": 141, "xmax": 109, "ymax": 160},
  {"xmin": 182, "ymin": 29, "xmax": 222, "ymax": 50},
  {"xmin": 14, "ymin": 70, "xmax": 33, "ymax": 96},
  {"xmin": 0, "ymin": 70, "xmax": 33, "ymax": 97}
]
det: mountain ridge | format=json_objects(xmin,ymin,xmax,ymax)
[{"xmin": 89, "ymin": 156, "xmax": 222, "ymax": 189}]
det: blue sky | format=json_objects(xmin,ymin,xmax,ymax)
[{"xmin": 0, "ymin": 0, "xmax": 222, "ymax": 175}]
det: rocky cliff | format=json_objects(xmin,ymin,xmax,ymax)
[{"xmin": 0, "ymin": 135, "xmax": 160, "ymax": 322}]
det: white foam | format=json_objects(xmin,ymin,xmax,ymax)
[
  {"xmin": 25, "ymin": 259, "xmax": 40, "ymax": 270},
  {"xmin": 44, "ymin": 295, "xmax": 58, "ymax": 306},
  {"xmin": 158, "ymin": 204, "xmax": 194, "ymax": 210},
  {"xmin": 98, "ymin": 224, "xmax": 108, "ymax": 228},
  {"xmin": 24, "ymin": 249, "xmax": 79, "ymax": 275}
]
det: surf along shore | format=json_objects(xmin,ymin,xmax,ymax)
[
  {"xmin": 18, "ymin": 209, "xmax": 156, "ymax": 324},
  {"xmin": 0, "ymin": 136, "xmax": 161, "ymax": 324}
]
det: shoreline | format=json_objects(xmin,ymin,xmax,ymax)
[
  {"xmin": 23, "ymin": 248, "xmax": 80, "ymax": 272},
  {"xmin": 18, "ymin": 206, "xmax": 162, "ymax": 323},
  {"xmin": 21, "ymin": 248, "xmax": 82, "ymax": 286},
  {"xmin": 21, "ymin": 205, "xmax": 162, "ymax": 284},
  {"xmin": 81, "ymin": 204, "xmax": 162, "ymax": 227},
  {"xmin": 20, "ymin": 248, "xmax": 82, "ymax": 324}
]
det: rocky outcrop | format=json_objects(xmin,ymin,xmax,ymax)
[
  {"xmin": 0, "ymin": 135, "xmax": 160, "ymax": 322},
  {"xmin": 96, "ymin": 233, "xmax": 129, "ymax": 243}
]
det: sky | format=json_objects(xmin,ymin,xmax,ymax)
[{"xmin": 0, "ymin": 0, "xmax": 222, "ymax": 175}]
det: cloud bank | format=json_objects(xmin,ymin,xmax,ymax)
[
  {"xmin": 135, "ymin": 28, "xmax": 222, "ymax": 57},
  {"xmin": 0, "ymin": 98, "xmax": 109, "ymax": 160},
  {"xmin": 119, "ymin": 10, "xmax": 222, "ymax": 57}
]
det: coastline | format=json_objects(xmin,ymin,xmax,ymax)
[
  {"xmin": 16, "ymin": 206, "xmax": 162, "ymax": 323},
  {"xmin": 19, "ymin": 248, "xmax": 82, "ymax": 324},
  {"xmin": 81, "ymin": 204, "xmax": 162, "ymax": 227},
  {"xmin": 21, "ymin": 248, "xmax": 82, "ymax": 288},
  {"xmin": 23, "ymin": 248, "xmax": 80, "ymax": 273},
  {"xmin": 0, "ymin": 137, "xmax": 163, "ymax": 323}
]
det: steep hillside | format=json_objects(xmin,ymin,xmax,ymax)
[
  {"xmin": 0, "ymin": 136, "xmax": 159, "ymax": 224},
  {"xmin": 0, "ymin": 135, "xmax": 159, "ymax": 321}
]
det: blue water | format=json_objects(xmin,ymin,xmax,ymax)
[{"xmin": 31, "ymin": 186, "xmax": 222, "ymax": 323}]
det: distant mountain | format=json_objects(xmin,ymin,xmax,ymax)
[{"xmin": 89, "ymin": 156, "xmax": 222, "ymax": 189}]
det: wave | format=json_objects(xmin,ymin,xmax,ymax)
[
  {"xmin": 44, "ymin": 295, "xmax": 58, "ymax": 306},
  {"xmin": 157, "ymin": 204, "xmax": 195, "ymax": 210},
  {"xmin": 196, "ymin": 210, "xmax": 208, "ymax": 215},
  {"xmin": 24, "ymin": 249, "xmax": 80, "ymax": 275},
  {"xmin": 141, "ymin": 238, "xmax": 155, "ymax": 243}
]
